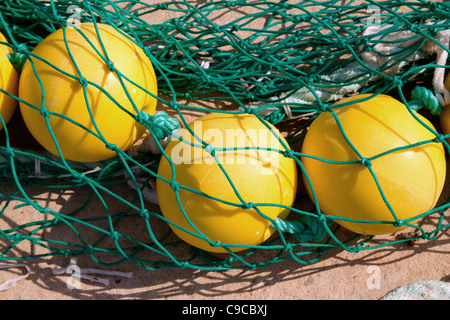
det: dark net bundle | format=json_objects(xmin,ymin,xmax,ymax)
[{"xmin": 0, "ymin": 0, "xmax": 448, "ymax": 271}]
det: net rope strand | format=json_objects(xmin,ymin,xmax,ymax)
[{"xmin": 0, "ymin": 0, "xmax": 448, "ymax": 271}]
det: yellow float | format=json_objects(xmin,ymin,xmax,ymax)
[
  {"xmin": 0, "ymin": 32, "xmax": 19, "ymax": 131},
  {"xmin": 301, "ymin": 94, "xmax": 446, "ymax": 235},
  {"xmin": 19, "ymin": 22, "xmax": 157, "ymax": 162},
  {"xmin": 156, "ymin": 113, "xmax": 297, "ymax": 252}
]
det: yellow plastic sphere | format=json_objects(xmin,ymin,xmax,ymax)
[
  {"xmin": 301, "ymin": 94, "xmax": 446, "ymax": 235},
  {"xmin": 0, "ymin": 32, "xmax": 19, "ymax": 130},
  {"xmin": 19, "ymin": 23, "xmax": 157, "ymax": 162},
  {"xmin": 156, "ymin": 113, "xmax": 297, "ymax": 253},
  {"xmin": 438, "ymin": 73, "xmax": 450, "ymax": 139}
]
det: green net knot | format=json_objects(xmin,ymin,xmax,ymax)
[
  {"xmin": 141, "ymin": 110, "xmax": 180, "ymax": 140},
  {"xmin": 409, "ymin": 86, "xmax": 443, "ymax": 115},
  {"xmin": 7, "ymin": 43, "xmax": 28, "ymax": 72},
  {"xmin": 266, "ymin": 108, "xmax": 286, "ymax": 125},
  {"xmin": 272, "ymin": 214, "xmax": 329, "ymax": 243}
]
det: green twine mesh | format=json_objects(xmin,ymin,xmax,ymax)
[{"xmin": 0, "ymin": 0, "xmax": 449, "ymax": 271}]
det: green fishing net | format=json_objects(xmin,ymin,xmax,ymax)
[{"xmin": 0, "ymin": 0, "xmax": 449, "ymax": 271}]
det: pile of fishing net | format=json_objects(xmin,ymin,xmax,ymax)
[{"xmin": 0, "ymin": 0, "xmax": 448, "ymax": 271}]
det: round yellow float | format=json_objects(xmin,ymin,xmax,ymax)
[
  {"xmin": 438, "ymin": 72, "xmax": 450, "ymax": 140},
  {"xmin": 301, "ymin": 94, "xmax": 446, "ymax": 235},
  {"xmin": 19, "ymin": 22, "xmax": 157, "ymax": 162},
  {"xmin": 156, "ymin": 113, "xmax": 297, "ymax": 253},
  {"xmin": 0, "ymin": 32, "xmax": 19, "ymax": 131}
]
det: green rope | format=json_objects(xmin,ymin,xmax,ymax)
[
  {"xmin": 409, "ymin": 86, "xmax": 443, "ymax": 115},
  {"xmin": 0, "ymin": 0, "xmax": 448, "ymax": 271},
  {"xmin": 144, "ymin": 111, "xmax": 180, "ymax": 141},
  {"xmin": 271, "ymin": 215, "xmax": 329, "ymax": 243}
]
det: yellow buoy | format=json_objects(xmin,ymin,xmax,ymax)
[
  {"xmin": 156, "ymin": 113, "xmax": 297, "ymax": 252},
  {"xmin": 301, "ymin": 94, "xmax": 446, "ymax": 235},
  {"xmin": 0, "ymin": 32, "xmax": 19, "ymax": 131},
  {"xmin": 438, "ymin": 72, "xmax": 450, "ymax": 140},
  {"xmin": 19, "ymin": 23, "xmax": 157, "ymax": 162}
]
